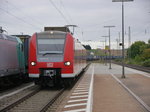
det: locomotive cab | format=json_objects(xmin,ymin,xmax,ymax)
[
  {"xmin": 29, "ymin": 31, "xmax": 74, "ymax": 87},
  {"xmin": 29, "ymin": 27, "xmax": 86, "ymax": 87}
]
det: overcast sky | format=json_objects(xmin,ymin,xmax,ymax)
[{"xmin": 0, "ymin": 0, "xmax": 150, "ymax": 49}]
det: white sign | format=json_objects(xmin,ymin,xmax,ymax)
[
  {"xmin": 47, "ymin": 63, "xmax": 53, "ymax": 67},
  {"xmin": 112, "ymin": 0, "xmax": 133, "ymax": 2}
]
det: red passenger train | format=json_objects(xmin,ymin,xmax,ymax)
[{"xmin": 28, "ymin": 27, "xmax": 87, "ymax": 87}]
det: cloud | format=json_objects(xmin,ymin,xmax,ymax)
[{"xmin": 0, "ymin": 0, "xmax": 149, "ymax": 47}]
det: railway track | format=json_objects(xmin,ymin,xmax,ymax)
[
  {"xmin": 39, "ymin": 89, "xmax": 64, "ymax": 112},
  {"xmin": 0, "ymin": 87, "xmax": 40, "ymax": 112},
  {"xmin": 0, "ymin": 65, "xmax": 89, "ymax": 112},
  {"xmin": 0, "ymin": 87, "xmax": 64, "ymax": 112},
  {"xmin": 0, "ymin": 70, "xmax": 86, "ymax": 112},
  {"xmin": 0, "ymin": 82, "xmax": 34, "ymax": 98},
  {"xmin": 0, "ymin": 79, "xmax": 82, "ymax": 112},
  {"xmin": 113, "ymin": 62, "xmax": 150, "ymax": 73}
]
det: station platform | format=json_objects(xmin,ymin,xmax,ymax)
[
  {"xmin": 93, "ymin": 63, "xmax": 149, "ymax": 112},
  {"xmin": 60, "ymin": 63, "xmax": 150, "ymax": 112}
]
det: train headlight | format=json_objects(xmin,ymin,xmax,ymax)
[
  {"xmin": 64, "ymin": 61, "xmax": 71, "ymax": 66},
  {"xmin": 50, "ymin": 31, "xmax": 54, "ymax": 34},
  {"xmin": 31, "ymin": 61, "xmax": 36, "ymax": 66}
]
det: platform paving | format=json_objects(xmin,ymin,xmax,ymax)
[
  {"xmin": 61, "ymin": 64, "xmax": 94, "ymax": 112},
  {"xmin": 93, "ymin": 63, "xmax": 149, "ymax": 112},
  {"xmin": 59, "ymin": 63, "xmax": 149, "ymax": 112},
  {"xmin": 113, "ymin": 64, "xmax": 150, "ymax": 107}
]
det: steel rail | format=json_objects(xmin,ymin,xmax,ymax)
[
  {"xmin": 39, "ymin": 88, "xmax": 65, "ymax": 112},
  {"xmin": 113, "ymin": 62, "xmax": 150, "ymax": 73},
  {"xmin": 0, "ymin": 64, "xmax": 89, "ymax": 112},
  {"xmin": 39, "ymin": 64, "xmax": 90, "ymax": 112},
  {"xmin": 0, "ymin": 88, "xmax": 40, "ymax": 112}
]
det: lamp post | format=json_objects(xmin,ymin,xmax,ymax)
[
  {"xmin": 112, "ymin": 0, "xmax": 133, "ymax": 78},
  {"xmin": 104, "ymin": 26, "xmax": 115, "ymax": 69},
  {"xmin": 99, "ymin": 40, "xmax": 105, "ymax": 64},
  {"xmin": 116, "ymin": 38, "xmax": 119, "ymax": 56},
  {"xmin": 118, "ymin": 32, "xmax": 121, "ymax": 56},
  {"xmin": 101, "ymin": 36, "xmax": 109, "ymax": 66},
  {"xmin": 101, "ymin": 36, "xmax": 109, "ymax": 49}
]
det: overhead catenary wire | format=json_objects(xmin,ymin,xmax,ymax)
[
  {"xmin": 59, "ymin": 0, "xmax": 85, "ymax": 40},
  {"xmin": 132, "ymin": 25, "xmax": 150, "ymax": 38},
  {"xmin": 0, "ymin": 7, "xmax": 41, "ymax": 30},
  {"xmin": 4, "ymin": 0, "xmax": 44, "ymax": 26},
  {"xmin": 48, "ymin": 0, "xmax": 71, "ymax": 25},
  {"xmin": 59, "ymin": 0, "xmax": 74, "ymax": 24},
  {"xmin": 48, "ymin": 0, "xmax": 84, "ymax": 39}
]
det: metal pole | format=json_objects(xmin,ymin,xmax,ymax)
[
  {"xmin": 116, "ymin": 38, "xmax": 119, "ymax": 56},
  {"xmin": 105, "ymin": 37, "xmax": 107, "ymax": 66},
  {"xmin": 118, "ymin": 32, "xmax": 121, "ymax": 56},
  {"xmin": 122, "ymin": 1, "xmax": 125, "ymax": 78},
  {"xmin": 112, "ymin": 0, "xmax": 133, "ymax": 78},
  {"xmin": 128, "ymin": 26, "xmax": 131, "ymax": 61},
  {"xmin": 101, "ymin": 36, "xmax": 109, "ymax": 66},
  {"xmin": 102, "ymin": 41, "xmax": 105, "ymax": 64},
  {"xmin": 128, "ymin": 26, "xmax": 131, "ymax": 48},
  {"xmin": 104, "ymin": 26, "xmax": 115, "ymax": 69},
  {"xmin": 108, "ymin": 28, "xmax": 112, "ymax": 69}
]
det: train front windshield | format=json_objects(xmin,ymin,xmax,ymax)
[
  {"xmin": 36, "ymin": 32, "xmax": 66, "ymax": 62},
  {"xmin": 37, "ymin": 38, "xmax": 65, "ymax": 55}
]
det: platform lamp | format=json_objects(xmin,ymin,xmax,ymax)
[{"xmin": 112, "ymin": 0, "xmax": 133, "ymax": 78}]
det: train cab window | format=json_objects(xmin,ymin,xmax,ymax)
[
  {"xmin": 37, "ymin": 38, "xmax": 65, "ymax": 55},
  {"xmin": 36, "ymin": 32, "xmax": 66, "ymax": 62}
]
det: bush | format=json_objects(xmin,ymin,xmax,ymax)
[
  {"xmin": 128, "ymin": 41, "xmax": 146, "ymax": 59},
  {"xmin": 141, "ymin": 48, "xmax": 150, "ymax": 60},
  {"xmin": 126, "ymin": 59, "xmax": 139, "ymax": 65},
  {"xmin": 142, "ymin": 59, "xmax": 150, "ymax": 67},
  {"xmin": 115, "ymin": 59, "xmax": 121, "ymax": 62},
  {"xmin": 134, "ymin": 55, "xmax": 142, "ymax": 62}
]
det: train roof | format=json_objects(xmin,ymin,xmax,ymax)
[
  {"xmin": 38, "ymin": 30, "xmax": 67, "ymax": 34},
  {"xmin": 0, "ymin": 33, "xmax": 23, "ymax": 43},
  {"xmin": 37, "ymin": 31, "xmax": 67, "ymax": 39},
  {"xmin": 0, "ymin": 33, "xmax": 17, "ymax": 41},
  {"xmin": 12, "ymin": 35, "xmax": 31, "ymax": 39},
  {"xmin": 44, "ymin": 27, "xmax": 70, "ymax": 33}
]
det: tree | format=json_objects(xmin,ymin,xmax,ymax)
[
  {"xmin": 148, "ymin": 39, "xmax": 150, "ymax": 44},
  {"xmin": 141, "ymin": 48, "xmax": 150, "ymax": 60},
  {"xmin": 127, "ymin": 40, "xmax": 150, "ymax": 67},
  {"xmin": 141, "ymin": 48, "xmax": 150, "ymax": 67},
  {"xmin": 127, "ymin": 41, "xmax": 146, "ymax": 59}
]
